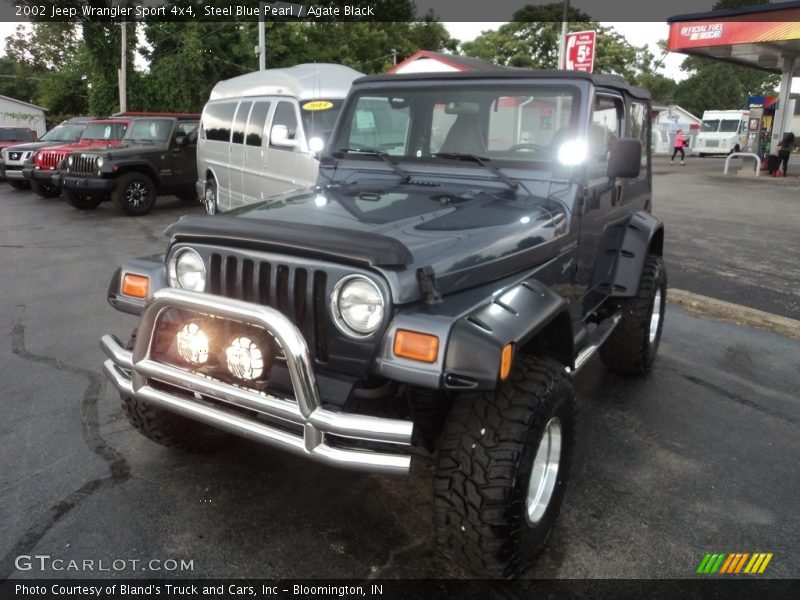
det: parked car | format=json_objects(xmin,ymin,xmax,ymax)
[
  {"xmin": 26, "ymin": 118, "xmax": 131, "ymax": 198},
  {"xmin": 0, "ymin": 127, "xmax": 38, "ymax": 188},
  {"xmin": 101, "ymin": 70, "xmax": 664, "ymax": 578},
  {"xmin": 197, "ymin": 63, "xmax": 363, "ymax": 215},
  {"xmin": 2, "ymin": 117, "xmax": 95, "ymax": 190},
  {"xmin": 62, "ymin": 114, "xmax": 200, "ymax": 215}
]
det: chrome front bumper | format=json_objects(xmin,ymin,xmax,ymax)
[{"xmin": 101, "ymin": 288, "xmax": 413, "ymax": 475}]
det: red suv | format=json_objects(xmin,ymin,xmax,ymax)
[{"xmin": 29, "ymin": 118, "xmax": 130, "ymax": 197}]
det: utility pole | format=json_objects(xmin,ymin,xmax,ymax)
[
  {"xmin": 558, "ymin": 0, "xmax": 569, "ymax": 69},
  {"xmin": 258, "ymin": 2, "xmax": 266, "ymax": 70},
  {"xmin": 391, "ymin": 49, "xmax": 397, "ymax": 66},
  {"xmin": 119, "ymin": 21, "xmax": 127, "ymax": 113}
]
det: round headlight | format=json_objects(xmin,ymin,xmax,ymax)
[
  {"xmin": 96, "ymin": 156, "xmax": 104, "ymax": 168},
  {"xmin": 225, "ymin": 336, "xmax": 266, "ymax": 381},
  {"xmin": 331, "ymin": 276, "xmax": 384, "ymax": 337},
  {"xmin": 168, "ymin": 248, "xmax": 206, "ymax": 292},
  {"xmin": 176, "ymin": 322, "xmax": 209, "ymax": 365}
]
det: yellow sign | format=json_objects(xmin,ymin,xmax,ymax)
[{"xmin": 302, "ymin": 101, "xmax": 334, "ymax": 111}]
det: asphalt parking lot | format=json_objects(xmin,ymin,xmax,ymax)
[{"xmin": 1, "ymin": 164, "xmax": 798, "ymax": 581}]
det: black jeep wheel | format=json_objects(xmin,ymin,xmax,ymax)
[
  {"xmin": 203, "ymin": 178, "xmax": 218, "ymax": 215},
  {"xmin": 113, "ymin": 172, "xmax": 157, "ymax": 216},
  {"xmin": 65, "ymin": 189, "xmax": 101, "ymax": 210},
  {"xmin": 31, "ymin": 178, "xmax": 61, "ymax": 198},
  {"xmin": 8, "ymin": 179, "xmax": 30, "ymax": 191},
  {"xmin": 599, "ymin": 254, "xmax": 667, "ymax": 374},
  {"xmin": 121, "ymin": 395, "xmax": 236, "ymax": 454},
  {"xmin": 434, "ymin": 356, "xmax": 576, "ymax": 578}
]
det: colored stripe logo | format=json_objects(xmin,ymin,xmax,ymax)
[{"xmin": 696, "ymin": 552, "xmax": 773, "ymax": 574}]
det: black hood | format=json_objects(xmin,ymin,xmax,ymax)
[{"xmin": 166, "ymin": 180, "xmax": 572, "ymax": 303}]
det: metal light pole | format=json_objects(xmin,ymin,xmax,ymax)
[
  {"xmin": 558, "ymin": 0, "xmax": 569, "ymax": 69},
  {"xmin": 258, "ymin": 2, "xmax": 266, "ymax": 70}
]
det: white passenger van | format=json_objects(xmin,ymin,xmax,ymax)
[
  {"xmin": 197, "ymin": 63, "xmax": 363, "ymax": 214},
  {"xmin": 695, "ymin": 110, "xmax": 748, "ymax": 156}
]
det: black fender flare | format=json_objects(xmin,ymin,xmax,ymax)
[
  {"xmin": 610, "ymin": 211, "xmax": 664, "ymax": 297},
  {"xmin": 107, "ymin": 254, "xmax": 167, "ymax": 316},
  {"xmin": 443, "ymin": 279, "xmax": 574, "ymax": 389},
  {"xmin": 111, "ymin": 161, "xmax": 162, "ymax": 187}
]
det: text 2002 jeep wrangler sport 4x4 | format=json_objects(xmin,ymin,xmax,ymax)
[{"xmin": 101, "ymin": 70, "xmax": 665, "ymax": 578}]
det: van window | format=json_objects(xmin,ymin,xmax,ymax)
[
  {"xmin": 203, "ymin": 102, "xmax": 236, "ymax": 142},
  {"xmin": 232, "ymin": 101, "xmax": 252, "ymax": 144},
  {"xmin": 270, "ymin": 102, "xmax": 298, "ymax": 149},
  {"xmin": 246, "ymin": 102, "xmax": 270, "ymax": 147},
  {"xmin": 719, "ymin": 119, "xmax": 740, "ymax": 133},
  {"xmin": 701, "ymin": 120, "xmax": 720, "ymax": 132}
]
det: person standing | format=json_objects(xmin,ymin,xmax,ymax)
[
  {"xmin": 777, "ymin": 132, "xmax": 795, "ymax": 176},
  {"xmin": 670, "ymin": 129, "xmax": 687, "ymax": 165}
]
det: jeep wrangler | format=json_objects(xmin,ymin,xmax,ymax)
[
  {"xmin": 101, "ymin": 70, "xmax": 665, "ymax": 578},
  {"xmin": 61, "ymin": 114, "xmax": 200, "ymax": 216}
]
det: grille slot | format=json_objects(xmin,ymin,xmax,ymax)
[
  {"xmin": 37, "ymin": 150, "xmax": 68, "ymax": 170},
  {"xmin": 71, "ymin": 154, "xmax": 97, "ymax": 176},
  {"xmin": 209, "ymin": 254, "xmax": 328, "ymax": 363}
]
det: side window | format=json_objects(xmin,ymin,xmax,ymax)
[
  {"xmin": 270, "ymin": 101, "xmax": 298, "ymax": 149},
  {"xmin": 246, "ymin": 101, "xmax": 270, "ymax": 147},
  {"xmin": 202, "ymin": 102, "xmax": 236, "ymax": 142},
  {"xmin": 232, "ymin": 101, "xmax": 251, "ymax": 145},
  {"xmin": 589, "ymin": 96, "xmax": 623, "ymax": 160},
  {"xmin": 629, "ymin": 100, "xmax": 649, "ymax": 179}
]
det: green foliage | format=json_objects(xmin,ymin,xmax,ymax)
[{"xmin": 461, "ymin": 3, "xmax": 651, "ymax": 81}]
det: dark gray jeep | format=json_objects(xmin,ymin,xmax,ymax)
[{"xmin": 101, "ymin": 70, "xmax": 665, "ymax": 578}]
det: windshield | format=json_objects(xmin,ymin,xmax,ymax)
[
  {"xmin": 700, "ymin": 120, "xmax": 720, "ymax": 132},
  {"xmin": 331, "ymin": 85, "xmax": 579, "ymax": 166},
  {"xmin": 300, "ymin": 99, "xmax": 343, "ymax": 143},
  {"xmin": 719, "ymin": 119, "xmax": 740, "ymax": 133},
  {"xmin": 0, "ymin": 128, "xmax": 34, "ymax": 141},
  {"xmin": 82, "ymin": 122, "xmax": 128, "ymax": 141},
  {"xmin": 125, "ymin": 118, "xmax": 173, "ymax": 142},
  {"xmin": 40, "ymin": 124, "xmax": 85, "ymax": 142}
]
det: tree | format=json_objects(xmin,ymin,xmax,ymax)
[{"xmin": 461, "ymin": 3, "xmax": 651, "ymax": 81}]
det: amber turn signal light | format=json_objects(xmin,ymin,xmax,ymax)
[
  {"xmin": 121, "ymin": 273, "xmax": 149, "ymax": 299},
  {"xmin": 393, "ymin": 330, "xmax": 439, "ymax": 363},
  {"xmin": 500, "ymin": 343, "xmax": 513, "ymax": 380}
]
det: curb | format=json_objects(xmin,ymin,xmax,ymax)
[{"xmin": 667, "ymin": 289, "xmax": 800, "ymax": 341}]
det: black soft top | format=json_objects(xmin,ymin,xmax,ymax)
[{"xmin": 354, "ymin": 69, "xmax": 651, "ymax": 101}]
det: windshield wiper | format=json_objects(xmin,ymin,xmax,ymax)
[
  {"xmin": 432, "ymin": 152, "xmax": 519, "ymax": 191},
  {"xmin": 337, "ymin": 147, "xmax": 411, "ymax": 183}
]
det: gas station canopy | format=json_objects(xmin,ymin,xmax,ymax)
[{"xmin": 667, "ymin": 0, "xmax": 800, "ymax": 149}]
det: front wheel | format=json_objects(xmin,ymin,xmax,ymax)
[
  {"xmin": 203, "ymin": 178, "xmax": 218, "ymax": 215},
  {"xmin": 65, "ymin": 189, "xmax": 101, "ymax": 210},
  {"xmin": 31, "ymin": 178, "xmax": 61, "ymax": 198},
  {"xmin": 434, "ymin": 356, "xmax": 576, "ymax": 578},
  {"xmin": 113, "ymin": 172, "xmax": 157, "ymax": 216},
  {"xmin": 599, "ymin": 254, "xmax": 667, "ymax": 374},
  {"xmin": 8, "ymin": 180, "xmax": 30, "ymax": 191}
]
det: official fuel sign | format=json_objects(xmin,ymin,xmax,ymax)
[{"xmin": 564, "ymin": 30, "xmax": 596, "ymax": 72}]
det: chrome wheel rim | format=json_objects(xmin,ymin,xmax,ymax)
[
  {"xmin": 126, "ymin": 181, "xmax": 150, "ymax": 208},
  {"xmin": 525, "ymin": 417, "xmax": 562, "ymax": 526},
  {"xmin": 649, "ymin": 289, "xmax": 662, "ymax": 345},
  {"xmin": 204, "ymin": 184, "xmax": 217, "ymax": 215}
]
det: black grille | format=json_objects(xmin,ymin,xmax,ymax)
[
  {"xmin": 209, "ymin": 254, "xmax": 329, "ymax": 362},
  {"xmin": 71, "ymin": 154, "xmax": 98, "ymax": 176}
]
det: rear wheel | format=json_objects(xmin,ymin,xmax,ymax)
[
  {"xmin": 31, "ymin": 178, "xmax": 61, "ymax": 198},
  {"xmin": 65, "ymin": 189, "xmax": 101, "ymax": 210},
  {"xmin": 434, "ymin": 356, "xmax": 576, "ymax": 578},
  {"xmin": 113, "ymin": 172, "xmax": 157, "ymax": 216},
  {"xmin": 600, "ymin": 254, "xmax": 667, "ymax": 374},
  {"xmin": 8, "ymin": 180, "xmax": 30, "ymax": 190}
]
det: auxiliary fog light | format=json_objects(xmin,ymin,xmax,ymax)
[
  {"xmin": 176, "ymin": 322, "xmax": 210, "ymax": 365},
  {"xmin": 225, "ymin": 336, "xmax": 268, "ymax": 381}
]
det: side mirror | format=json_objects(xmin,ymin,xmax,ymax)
[
  {"xmin": 270, "ymin": 124, "xmax": 298, "ymax": 149},
  {"xmin": 174, "ymin": 133, "xmax": 187, "ymax": 147},
  {"xmin": 607, "ymin": 138, "xmax": 642, "ymax": 179}
]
